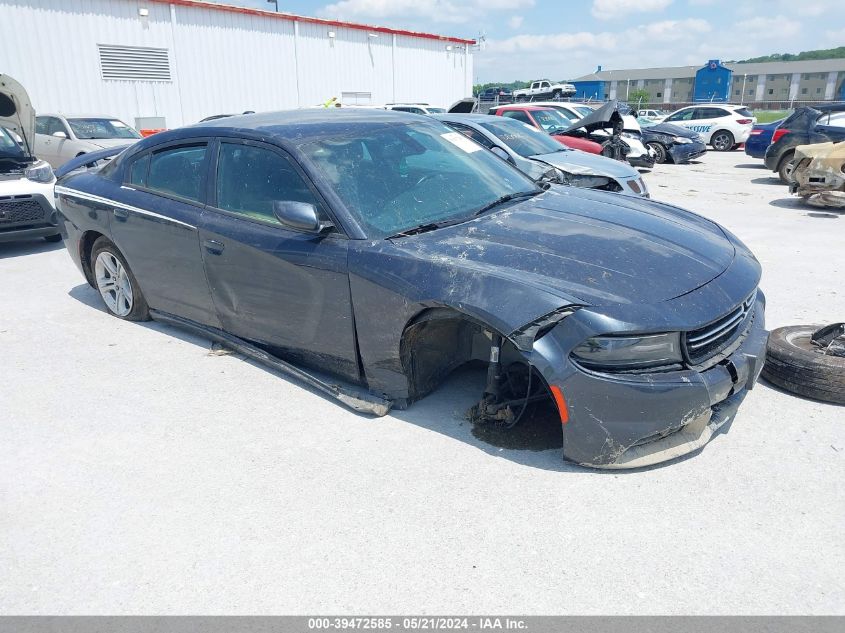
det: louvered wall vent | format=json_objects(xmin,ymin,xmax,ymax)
[{"xmin": 98, "ymin": 44, "xmax": 172, "ymax": 81}]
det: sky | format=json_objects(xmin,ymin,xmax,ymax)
[{"xmin": 214, "ymin": 0, "xmax": 845, "ymax": 82}]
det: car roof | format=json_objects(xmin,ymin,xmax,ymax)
[
  {"xmin": 39, "ymin": 113, "xmax": 126, "ymax": 119},
  {"xmin": 496, "ymin": 105, "xmax": 554, "ymax": 111},
  {"xmin": 435, "ymin": 113, "xmax": 499, "ymax": 124},
  {"xmin": 134, "ymin": 108, "xmax": 442, "ymax": 148}
]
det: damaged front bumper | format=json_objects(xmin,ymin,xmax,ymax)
[
  {"xmin": 532, "ymin": 292, "xmax": 767, "ymax": 469},
  {"xmin": 667, "ymin": 140, "xmax": 707, "ymax": 164}
]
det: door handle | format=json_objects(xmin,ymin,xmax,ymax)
[
  {"xmin": 113, "ymin": 208, "xmax": 129, "ymax": 220},
  {"xmin": 203, "ymin": 239, "xmax": 225, "ymax": 255}
]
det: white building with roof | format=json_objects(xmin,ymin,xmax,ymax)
[{"xmin": 0, "ymin": 0, "xmax": 474, "ymax": 129}]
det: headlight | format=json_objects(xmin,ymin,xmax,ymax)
[
  {"xmin": 568, "ymin": 174, "xmax": 612, "ymax": 189},
  {"xmin": 571, "ymin": 333, "xmax": 682, "ymax": 370},
  {"xmin": 24, "ymin": 161, "xmax": 55, "ymax": 183},
  {"xmin": 672, "ymin": 136, "xmax": 693, "ymax": 144},
  {"xmin": 621, "ymin": 131, "xmax": 640, "ymax": 140}
]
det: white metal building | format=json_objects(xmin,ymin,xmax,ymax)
[{"xmin": 1, "ymin": 0, "xmax": 474, "ymax": 129}]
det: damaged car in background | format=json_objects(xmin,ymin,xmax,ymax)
[
  {"xmin": 789, "ymin": 141, "xmax": 845, "ymax": 208},
  {"xmin": 54, "ymin": 109, "xmax": 767, "ymax": 469},
  {"xmin": 638, "ymin": 119, "xmax": 707, "ymax": 164},
  {"xmin": 435, "ymin": 113, "xmax": 648, "ymax": 197}
]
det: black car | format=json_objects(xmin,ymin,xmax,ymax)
[
  {"xmin": 54, "ymin": 109, "xmax": 767, "ymax": 469},
  {"xmin": 764, "ymin": 104, "xmax": 845, "ymax": 183},
  {"xmin": 479, "ymin": 87, "xmax": 513, "ymax": 102},
  {"xmin": 639, "ymin": 121, "xmax": 707, "ymax": 164}
]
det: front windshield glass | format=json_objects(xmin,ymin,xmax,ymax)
[
  {"xmin": 300, "ymin": 122, "xmax": 538, "ymax": 238},
  {"xmin": 479, "ymin": 118, "xmax": 567, "ymax": 157},
  {"xmin": 67, "ymin": 118, "xmax": 142, "ymax": 140},
  {"xmin": 532, "ymin": 109, "xmax": 573, "ymax": 133},
  {"xmin": 0, "ymin": 126, "xmax": 26, "ymax": 158}
]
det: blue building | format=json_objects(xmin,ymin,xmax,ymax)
[
  {"xmin": 570, "ymin": 79, "xmax": 605, "ymax": 101},
  {"xmin": 693, "ymin": 60, "xmax": 732, "ymax": 102}
]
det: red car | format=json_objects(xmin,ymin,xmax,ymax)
[{"xmin": 491, "ymin": 105, "xmax": 603, "ymax": 154}]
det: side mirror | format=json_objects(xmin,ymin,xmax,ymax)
[
  {"xmin": 273, "ymin": 200, "xmax": 333, "ymax": 233},
  {"xmin": 490, "ymin": 146, "xmax": 513, "ymax": 164},
  {"xmin": 52, "ymin": 131, "xmax": 68, "ymax": 139}
]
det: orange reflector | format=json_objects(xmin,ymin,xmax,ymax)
[{"xmin": 549, "ymin": 385, "xmax": 569, "ymax": 424}]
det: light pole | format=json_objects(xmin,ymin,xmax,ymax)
[
  {"xmin": 740, "ymin": 73, "xmax": 747, "ymax": 105},
  {"xmin": 267, "ymin": 0, "xmax": 278, "ymax": 11}
]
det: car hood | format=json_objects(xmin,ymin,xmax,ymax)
[
  {"xmin": 0, "ymin": 74, "xmax": 35, "ymax": 155},
  {"xmin": 531, "ymin": 150, "xmax": 638, "ymax": 179},
  {"xmin": 642, "ymin": 122, "xmax": 698, "ymax": 138},
  {"xmin": 394, "ymin": 187, "xmax": 735, "ymax": 306},
  {"xmin": 564, "ymin": 100, "xmax": 625, "ymax": 135}
]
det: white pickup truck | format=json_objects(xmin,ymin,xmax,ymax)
[{"xmin": 513, "ymin": 80, "xmax": 576, "ymax": 101}]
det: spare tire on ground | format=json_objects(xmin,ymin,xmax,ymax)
[{"xmin": 762, "ymin": 325, "xmax": 845, "ymax": 405}]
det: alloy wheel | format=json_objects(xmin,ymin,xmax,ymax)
[{"xmin": 95, "ymin": 251, "xmax": 133, "ymax": 317}]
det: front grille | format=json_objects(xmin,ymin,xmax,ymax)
[
  {"xmin": 0, "ymin": 196, "xmax": 46, "ymax": 225},
  {"xmin": 684, "ymin": 292, "xmax": 756, "ymax": 366}
]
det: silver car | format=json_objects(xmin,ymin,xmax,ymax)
[
  {"xmin": 436, "ymin": 113, "xmax": 648, "ymax": 197},
  {"xmin": 34, "ymin": 114, "xmax": 141, "ymax": 168}
]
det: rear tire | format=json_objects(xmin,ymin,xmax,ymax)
[
  {"xmin": 91, "ymin": 236, "xmax": 150, "ymax": 321},
  {"xmin": 647, "ymin": 142, "xmax": 668, "ymax": 164},
  {"xmin": 777, "ymin": 151, "xmax": 796, "ymax": 184},
  {"xmin": 711, "ymin": 130, "xmax": 734, "ymax": 152},
  {"xmin": 761, "ymin": 325, "xmax": 845, "ymax": 405}
]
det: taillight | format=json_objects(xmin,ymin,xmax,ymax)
[
  {"xmin": 772, "ymin": 128, "xmax": 791, "ymax": 143},
  {"xmin": 736, "ymin": 118, "xmax": 753, "ymax": 125}
]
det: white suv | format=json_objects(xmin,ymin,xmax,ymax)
[
  {"xmin": 662, "ymin": 105, "xmax": 756, "ymax": 151},
  {"xmin": 0, "ymin": 74, "xmax": 59, "ymax": 243}
]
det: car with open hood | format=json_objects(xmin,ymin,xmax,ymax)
[
  {"xmin": 435, "ymin": 113, "xmax": 648, "ymax": 197},
  {"xmin": 34, "ymin": 113, "xmax": 142, "ymax": 168},
  {"xmin": 0, "ymin": 74, "xmax": 60, "ymax": 243},
  {"xmin": 54, "ymin": 109, "xmax": 767, "ymax": 469}
]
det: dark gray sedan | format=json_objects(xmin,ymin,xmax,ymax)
[{"xmin": 55, "ymin": 109, "xmax": 767, "ymax": 468}]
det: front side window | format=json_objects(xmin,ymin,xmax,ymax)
[
  {"xmin": 67, "ymin": 118, "xmax": 141, "ymax": 140},
  {"xmin": 216, "ymin": 143, "xmax": 323, "ymax": 224},
  {"xmin": 35, "ymin": 117, "xmax": 49, "ymax": 135},
  {"xmin": 146, "ymin": 144, "xmax": 207, "ymax": 202},
  {"xmin": 300, "ymin": 122, "xmax": 537, "ymax": 239}
]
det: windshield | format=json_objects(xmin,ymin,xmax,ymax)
[
  {"xmin": 67, "ymin": 118, "xmax": 141, "ymax": 140},
  {"xmin": 426, "ymin": 108, "xmax": 446, "ymax": 113},
  {"xmin": 0, "ymin": 126, "xmax": 27, "ymax": 159},
  {"xmin": 479, "ymin": 118, "xmax": 567, "ymax": 157},
  {"xmin": 532, "ymin": 109, "xmax": 573, "ymax": 133},
  {"xmin": 300, "ymin": 122, "xmax": 538, "ymax": 239}
]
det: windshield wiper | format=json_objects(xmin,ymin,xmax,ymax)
[
  {"xmin": 386, "ymin": 217, "xmax": 467, "ymax": 239},
  {"xmin": 472, "ymin": 191, "xmax": 539, "ymax": 217}
]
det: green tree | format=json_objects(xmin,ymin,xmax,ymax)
[{"xmin": 626, "ymin": 88, "xmax": 652, "ymax": 106}]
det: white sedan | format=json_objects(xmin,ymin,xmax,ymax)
[{"xmin": 662, "ymin": 104, "xmax": 756, "ymax": 151}]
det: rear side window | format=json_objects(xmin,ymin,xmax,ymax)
[
  {"xmin": 128, "ymin": 154, "xmax": 150, "ymax": 186},
  {"xmin": 215, "ymin": 142, "xmax": 323, "ymax": 225},
  {"xmin": 147, "ymin": 145, "xmax": 207, "ymax": 202},
  {"xmin": 447, "ymin": 123, "xmax": 494, "ymax": 149},
  {"xmin": 502, "ymin": 110, "xmax": 531, "ymax": 124}
]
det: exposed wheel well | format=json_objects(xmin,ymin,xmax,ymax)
[{"xmin": 79, "ymin": 230, "xmax": 106, "ymax": 287}]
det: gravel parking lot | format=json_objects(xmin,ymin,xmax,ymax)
[{"xmin": 1, "ymin": 151, "xmax": 843, "ymax": 614}]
